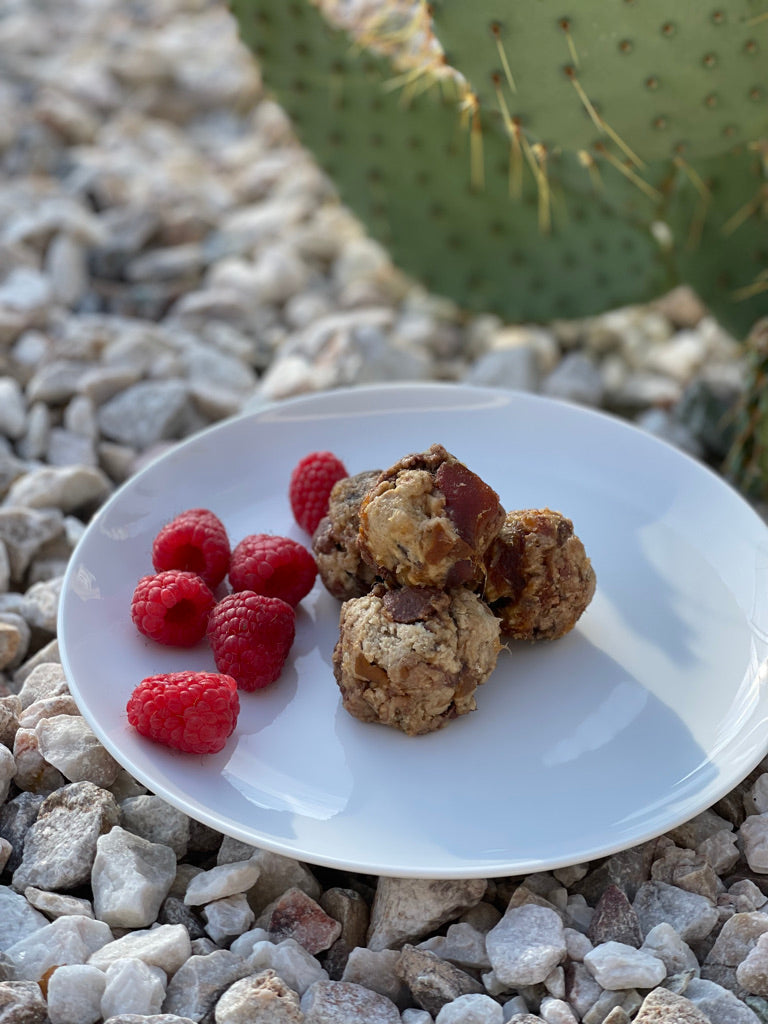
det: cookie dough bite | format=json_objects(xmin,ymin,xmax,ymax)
[
  {"xmin": 483, "ymin": 508, "xmax": 596, "ymax": 641},
  {"xmin": 312, "ymin": 469, "xmax": 381, "ymax": 601},
  {"xmin": 358, "ymin": 443, "xmax": 506, "ymax": 590},
  {"xmin": 333, "ymin": 583, "xmax": 502, "ymax": 736}
]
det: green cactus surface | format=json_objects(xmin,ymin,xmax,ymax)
[
  {"xmin": 231, "ymin": 0, "xmax": 767, "ymax": 334},
  {"xmin": 431, "ymin": 0, "xmax": 768, "ymax": 162}
]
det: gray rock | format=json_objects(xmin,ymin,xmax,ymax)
[
  {"xmin": 0, "ymin": 508, "xmax": 63, "ymax": 581},
  {"xmin": 367, "ymin": 877, "xmax": 486, "ymax": 952},
  {"xmin": 633, "ymin": 881, "xmax": 719, "ymax": 944},
  {"xmin": 12, "ymin": 781, "xmax": 120, "ymax": 891},
  {"xmin": 0, "ymin": 980, "xmax": 49, "ymax": 1024},
  {"xmin": 464, "ymin": 347, "xmax": 540, "ymax": 392},
  {"xmin": 542, "ymin": 353, "xmax": 604, "ymax": 407},
  {"xmin": 20, "ymin": 576, "xmax": 64, "ymax": 633},
  {"xmin": 396, "ymin": 945, "xmax": 485, "ymax": 1017},
  {"xmin": 0, "ymin": 791, "xmax": 44, "ymax": 874},
  {"xmin": 162, "ymin": 949, "xmax": 252, "ymax": 1021},
  {"xmin": 300, "ymin": 979, "xmax": 401, "ymax": 1024},
  {"xmin": 685, "ymin": 977, "xmax": 762, "ymax": 1024},
  {"xmin": 120, "ymin": 795, "xmax": 190, "ymax": 859},
  {"xmin": 34, "ymin": 715, "xmax": 117, "ymax": 788},
  {"xmin": 97, "ymin": 380, "xmax": 194, "ymax": 450}
]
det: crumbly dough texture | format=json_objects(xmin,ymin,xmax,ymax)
[
  {"xmin": 483, "ymin": 508, "xmax": 596, "ymax": 641},
  {"xmin": 312, "ymin": 469, "xmax": 381, "ymax": 600},
  {"xmin": 358, "ymin": 443, "xmax": 505, "ymax": 589},
  {"xmin": 333, "ymin": 584, "xmax": 501, "ymax": 735}
]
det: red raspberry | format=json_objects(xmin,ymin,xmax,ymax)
[
  {"xmin": 207, "ymin": 591, "xmax": 295, "ymax": 691},
  {"xmin": 152, "ymin": 508, "xmax": 230, "ymax": 588},
  {"xmin": 229, "ymin": 534, "xmax": 317, "ymax": 606},
  {"xmin": 126, "ymin": 671, "xmax": 239, "ymax": 755},
  {"xmin": 131, "ymin": 570, "xmax": 215, "ymax": 647},
  {"xmin": 289, "ymin": 451, "xmax": 347, "ymax": 535}
]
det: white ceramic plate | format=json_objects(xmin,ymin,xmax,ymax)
[{"xmin": 59, "ymin": 383, "xmax": 768, "ymax": 878}]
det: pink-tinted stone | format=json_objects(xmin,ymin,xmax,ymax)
[{"xmin": 262, "ymin": 886, "xmax": 342, "ymax": 955}]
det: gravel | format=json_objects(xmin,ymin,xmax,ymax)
[{"xmin": 1, "ymin": 0, "xmax": 767, "ymax": 1021}]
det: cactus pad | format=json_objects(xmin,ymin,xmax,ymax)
[
  {"xmin": 431, "ymin": 0, "xmax": 768, "ymax": 163},
  {"xmin": 231, "ymin": 0, "xmax": 767, "ymax": 334}
]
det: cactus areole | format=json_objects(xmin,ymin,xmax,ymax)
[{"xmin": 231, "ymin": 0, "xmax": 768, "ymax": 335}]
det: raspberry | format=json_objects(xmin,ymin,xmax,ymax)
[
  {"xmin": 152, "ymin": 508, "xmax": 230, "ymax": 588},
  {"xmin": 207, "ymin": 591, "xmax": 295, "ymax": 691},
  {"xmin": 131, "ymin": 570, "xmax": 215, "ymax": 647},
  {"xmin": 229, "ymin": 534, "xmax": 317, "ymax": 606},
  {"xmin": 289, "ymin": 451, "xmax": 347, "ymax": 535},
  {"xmin": 126, "ymin": 671, "xmax": 239, "ymax": 754}
]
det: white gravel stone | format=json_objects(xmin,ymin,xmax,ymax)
[
  {"xmin": 21, "ymin": 575, "xmax": 64, "ymax": 632},
  {"xmin": 0, "ymin": 884, "xmax": 50, "ymax": 950},
  {"xmin": 185, "ymin": 858, "xmax": 261, "ymax": 906},
  {"xmin": 539, "ymin": 996, "xmax": 579, "ymax": 1024},
  {"xmin": 162, "ymin": 949, "xmax": 254, "ymax": 1020},
  {"xmin": 419, "ymin": 922, "xmax": 492, "ymax": 970},
  {"xmin": 91, "ymin": 826, "xmax": 176, "ymax": 928},
  {"xmin": 341, "ymin": 947, "xmax": 407, "ymax": 1008},
  {"xmin": 583, "ymin": 940, "xmax": 666, "ymax": 990},
  {"xmin": 300, "ymin": 979, "xmax": 401, "ymax": 1023},
  {"xmin": 684, "ymin": 977, "xmax": 762, "ymax": 1024},
  {"xmin": 100, "ymin": 956, "xmax": 167, "ymax": 1019},
  {"xmin": 36, "ymin": 714, "xmax": 120, "ymax": 787},
  {"xmin": 24, "ymin": 886, "xmax": 94, "ymax": 919},
  {"xmin": 5, "ymin": 914, "xmax": 113, "ymax": 980},
  {"xmin": 640, "ymin": 923, "xmax": 699, "ymax": 976},
  {"xmin": 0, "ymin": 378, "xmax": 27, "ymax": 439},
  {"xmin": 746, "ymin": 775, "xmax": 768, "ymax": 816},
  {"xmin": 4, "ymin": 464, "xmax": 111, "ymax": 511},
  {"xmin": 740, "ymin": 815, "xmax": 768, "ymax": 872},
  {"xmin": 0, "ymin": 743, "xmax": 15, "ymax": 803},
  {"xmin": 47, "ymin": 963, "xmax": 106, "ymax": 1024},
  {"xmin": 542, "ymin": 353, "xmax": 604, "ymax": 406},
  {"xmin": 485, "ymin": 904, "xmax": 566, "ymax": 987},
  {"xmin": 87, "ymin": 923, "xmax": 191, "ymax": 973},
  {"xmin": 435, "ymin": 993, "xmax": 504, "ymax": 1024},
  {"xmin": 243, "ymin": 938, "xmax": 328, "ymax": 996},
  {"xmin": 202, "ymin": 893, "xmax": 256, "ymax": 945}
]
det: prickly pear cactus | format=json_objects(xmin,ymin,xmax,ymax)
[
  {"xmin": 724, "ymin": 318, "xmax": 768, "ymax": 496},
  {"xmin": 230, "ymin": 0, "xmax": 767, "ymax": 334}
]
